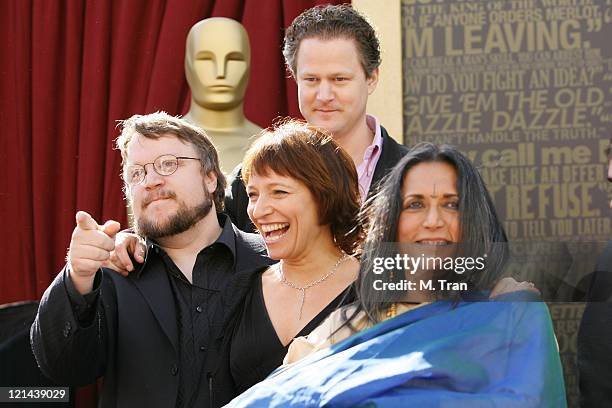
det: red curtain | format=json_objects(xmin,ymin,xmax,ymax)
[{"xmin": 0, "ymin": 0, "xmax": 341, "ymax": 305}]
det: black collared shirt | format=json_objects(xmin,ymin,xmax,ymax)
[{"xmin": 153, "ymin": 215, "xmax": 235, "ymax": 408}]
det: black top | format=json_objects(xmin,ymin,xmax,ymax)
[
  {"xmin": 224, "ymin": 125, "xmax": 408, "ymax": 233},
  {"xmin": 158, "ymin": 215, "xmax": 236, "ymax": 408},
  {"xmin": 59, "ymin": 213, "xmax": 273, "ymax": 408},
  {"xmin": 229, "ymin": 271, "xmax": 352, "ymax": 393}
]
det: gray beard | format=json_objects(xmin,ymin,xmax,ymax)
[{"xmin": 135, "ymin": 194, "xmax": 213, "ymax": 239}]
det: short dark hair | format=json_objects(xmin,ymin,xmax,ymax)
[
  {"xmin": 283, "ymin": 4, "xmax": 381, "ymax": 79},
  {"xmin": 241, "ymin": 119, "xmax": 363, "ymax": 255},
  {"xmin": 353, "ymin": 143, "xmax": 509, "ymax": 325},
  {"xmin": 116, "ymin": 112, "xmax": 226, "ymax": 211}
]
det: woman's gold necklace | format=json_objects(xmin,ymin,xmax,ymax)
[{"xmin": 278, "ymin": 253, "xmax": 348, "ymax": 320}]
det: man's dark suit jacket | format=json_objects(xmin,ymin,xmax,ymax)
[
  {"xmin": 30, "ymin": 225, "xmax": 273, "ymax": 408},
  {"xmin": 225, "ymin": 125, "xmax": 408, "ymax": 232},
  {"xmin": 578, "ymin": 241, "xmax": 612, "ymax": 407}
]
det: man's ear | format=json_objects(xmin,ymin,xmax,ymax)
[
  {"xmin": 204, "ymin": 170, "xmax": 218, "ymax": 194},
  {"xmin": 367, "ymin": 67, "xmax": 379, "ymax": 95}
]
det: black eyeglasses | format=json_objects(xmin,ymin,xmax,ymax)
[{"xmin": 124, "ymin": 154, "xmax": 201, "ymax": 185}]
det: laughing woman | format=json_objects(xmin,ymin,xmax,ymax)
[
  {"xmin": 210, "ymin": 120, "xmax": 364, "ymax": 405},
  {"xmin": 226, "ymin": 143, "xmax": 566, "ymax": 408}
]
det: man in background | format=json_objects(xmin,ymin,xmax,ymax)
[{"xmin": 225, "ymin": 4, "xmax": 408, "ymax": 232}]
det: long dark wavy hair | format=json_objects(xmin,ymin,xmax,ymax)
[{"xmin": 346, "ymin": 142, "xmax": 509, "ymax": 326}]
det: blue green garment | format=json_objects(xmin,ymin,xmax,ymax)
[{"xmin": 225, "ymin": 293, "xmax": 566, "ymax": 407}]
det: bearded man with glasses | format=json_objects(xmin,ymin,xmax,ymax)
[
  {"xmin": 30, "ymin": 112, "xmax": 273, "ymax": 408},
  {"xmin": 125, "ymin": 154, "xmax": 212, "ymax": 239}
]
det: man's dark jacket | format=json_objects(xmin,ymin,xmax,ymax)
[
  {"xmin": 225, "ymin": 125, "xmax": 409, "ymax": 232},
  {"xmin": 578, "ymin": 241, "xmax": 612, "ymax": 408},
  {"xmin": 30, "ymin": 225, "xmax": 273, "ymax": 408}
]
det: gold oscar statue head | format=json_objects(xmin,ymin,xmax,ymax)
[
  {"xmin": 185, "ymin": 17, "xmax": 250, "ymax": 111},
  {"xmin": 184, "ymin": 17, "xmax": 262, "ymax": 174}
]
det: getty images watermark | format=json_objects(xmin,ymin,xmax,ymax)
[{"xmin": 372, "ymin": 253, "xmax": 487, "ymax": 292}]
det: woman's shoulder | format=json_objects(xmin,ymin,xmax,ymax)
[
  {"xmin": 461, "ymin": 295, "xmax": 554, "ymax": 336},
  {"xmin": 261, "ymin": 265, "xmax": 277, "ymax": 281}
]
